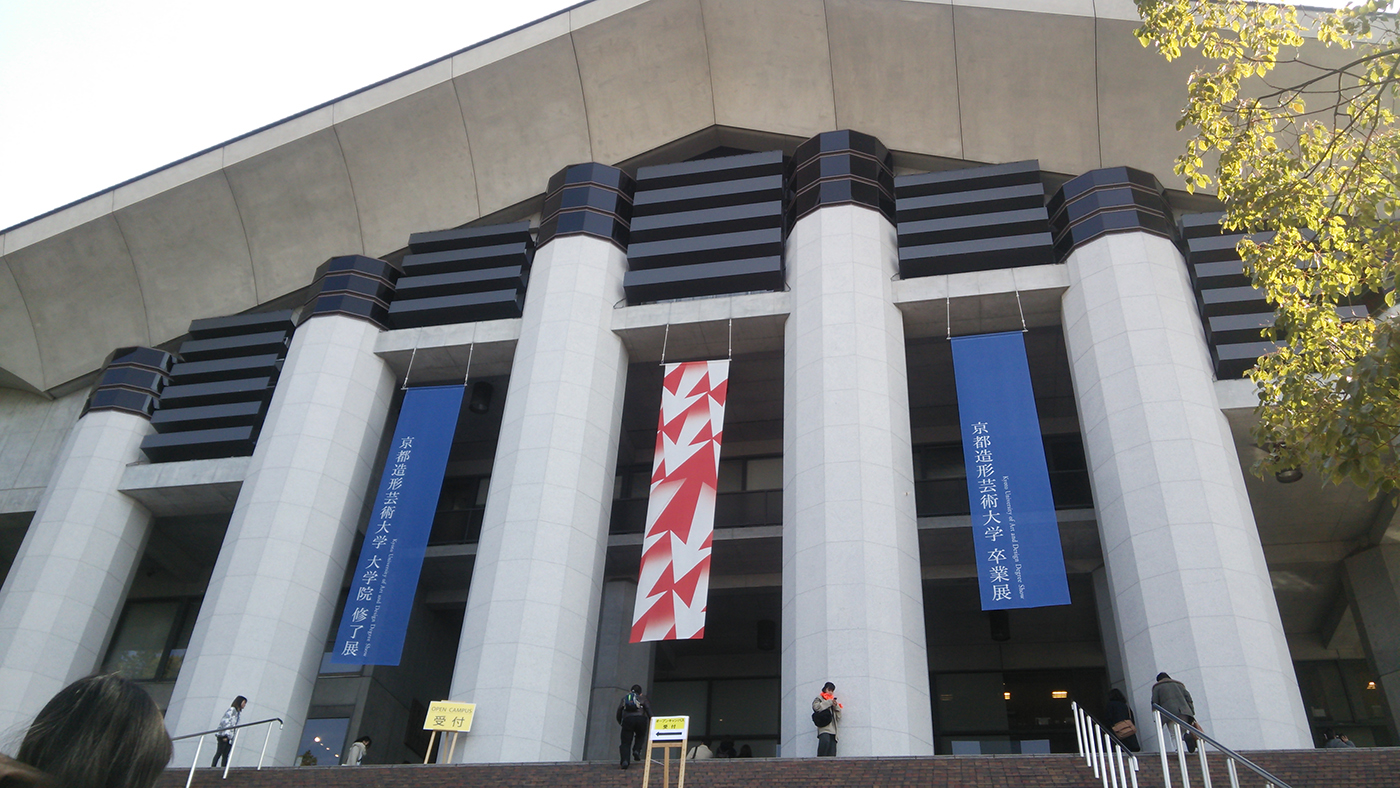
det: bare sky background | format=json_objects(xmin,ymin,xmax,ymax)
[{"xmin": 0, "ymin": 0, "xmax": 578, "ymax": 231}]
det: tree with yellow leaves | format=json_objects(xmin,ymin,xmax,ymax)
[{"xmin": 1135, "ymin": 0, "xmax": 1400, "ymax": 498}]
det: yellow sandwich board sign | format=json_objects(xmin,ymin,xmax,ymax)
[
  {"xmin": 424, "ymin": 701, "xmax": 475, "ymax": 731},
  {"xmin": 650, "ymin": 715, "xmax": 688, "ymax": 742},
  {"xmin": 422, "ymin": 700, "xmax": 475, "ymax": 764}
]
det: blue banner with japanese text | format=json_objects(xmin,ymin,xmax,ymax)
[
  {"xmin": 951, "ymin": 332, "xmax": 1070, "ymax": 610},
  {"xmin": 331, "ymin": 384, "xmax": 463, "ymax": 665}
]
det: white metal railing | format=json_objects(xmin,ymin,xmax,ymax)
[
  {"xmin": 171, "ymin": 717, "xmax": 284, "ymax": 788},
  {"xmin": 1073, "ymin": 701, "xmax": 1140, "ymax": 788},
  {"xmin": 1151, "ymin": 705, "xmax": 1292, "ymax": 788}
]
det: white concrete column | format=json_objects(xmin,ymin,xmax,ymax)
[
  {"xmin": 1062, "ymin": 230, "xmax": 1311, "ymax": 749},
  {"xmin": 448, "ymin": 231, "xmax": 629, "ymax": 762},
  {"xmin": 781, "ymin": 203, "xmax": 933, "ymax": 757},
  {"xmin": 163, "ymin": 314, "xmax": 396, "ymax": 766},
  {"xmin": 0, "ymin": 409, "xmax": 154, "ymax": 733},
  {"xmin": 584, "ymin": 578, "xmax": 653, "ymax": 761},
  {"xmin": 1344, "ymin": 544, "xmax": 1400, "ymax": 729}
]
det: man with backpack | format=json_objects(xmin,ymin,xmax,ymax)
[
  {"xmin": 811, "ymin": 682, "xmax": 841, "ymax": 756},
  {"xmin": 616, "ymin": 684, "xmax": 652, "ymax": 770}
]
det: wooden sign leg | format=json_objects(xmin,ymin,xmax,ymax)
[
  {"xmin": 447, "ymin": 731, "xmax": 460, "ymax": 763},
  {"xmin": 424, "ymin": 731, "xmax": 438, "ymax": 764},
  {"xmin": 677, "ymin": 739, "xmax": 687, "ymax": 788},
  {"xmin": 641, "ymin": 740, "xmax": 654, "ymax": 788},
  {"xmin": 662, "ymin": 742, "xmax": 670, "ymax": 788}
]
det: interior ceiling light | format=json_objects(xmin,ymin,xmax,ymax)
[{"xmin": 1275, "ymin": 467, "xmax": 1304, "ymax": 483}]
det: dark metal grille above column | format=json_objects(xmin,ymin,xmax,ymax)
[
  {"xmin": 305, "ymin": 254, "xmax": 398, "ymax": 328},
  {"xmin": 387, "ymin": 223, "xmax": 534, "ymax": 328},
  {"xmin": 538, "ymin": 162, "xmax": 634, "ymax": 251},
  {"xmin": 1048, "ymin": 166, "xmax": 1175, "ymax": 261},
  {"xmin": 788, "ymin": 129, "xmax": 894, "ymax": 226},
  {"xmin": 82, "ymin": 347, "xmax": 175, "ymax": 418},
  {"xmin": 894, "ymin": 160, "xmax": 1053, "ymax": 278},
  {"xmin": 1180, "ymin": 213, "xmax": 1280, "ymax": 379},
  {"xmin": 624, "ymin": 151, "xmax": 785, "ymax": 303},
  {"xmin": 140, "ymin": 311, "xmax": 294, "ymax": 463}
]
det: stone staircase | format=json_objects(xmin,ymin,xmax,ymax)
[{"xmin": 156, "ymin": 748, "xmax": 1399, "ymax": 788}]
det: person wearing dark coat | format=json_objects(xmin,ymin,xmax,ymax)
[
  {"xmin": 1105, "ymin": 688, "xmax": 1141, "ymax": 752},
  {"xmin": 1151, "ymin": 672, "xmax": 1198, "ymax": 752},
  {"xmin": 615, "ymin": 685, "xmax": 652, "ymax": 770}
]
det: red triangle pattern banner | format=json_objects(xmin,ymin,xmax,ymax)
[{"xmin": 630, "ymin": 359, "xmax": 729, "ymax": 642}]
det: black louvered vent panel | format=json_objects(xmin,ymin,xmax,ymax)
[
  {"xmin": 895, "ymin": 160, "xmax": 1054, "ymax": 278},
  {"xmin": 1180, "ymin": 213, "xmax": 1281, "ymax": 379},
  {"xmin": 139, "ymin": 311, "xmax": 294, "ymax": 463},
  {"xmin": 387, "ymin": 222, "xmax": 535, "ymax": 328},
  {"xmin": 624, "ymin": 151, "xmax": 787, "ymax": 304}
]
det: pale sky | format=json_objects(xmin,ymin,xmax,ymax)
[{"xmin": 0, "ymin": 0, "xmax": 579, "ymax": 231}]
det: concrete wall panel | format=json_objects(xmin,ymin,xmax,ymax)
[
  {"xmin": 224, "ymin": 128, "xmax": 363, "ymax": 302},
  {"xmin": 572, "ymin": 0, "xmax": 715, "ymax": 166},
  {"xmin": 4, "ymin": 217, "xmax": 147, "ymax": 388},
  {"xmin": 955, "ymin": 5, "xmax": 1100, "ymax": 174},
  {"xmin": 701, "ymin": 0, "xmax": 837, "ymax": 137},
  {"xmin": 826, "ymin": 0, "xmax": 962, "ymax": 160},
  {"xmin": 337, "ymin": 81, "xmax": 481, "ymax": 255},
  {"xmin": 453, "ymin": 36, "xmax": 593, "ymax": 214},
  {"xmin": 0, "ymin": 390, "xmax": 84, "ymax": 509},
  {"xmin": 0, "ymin": 259, "xmax": 42, "ymax": 392},
  {"xmin": 1095, "ymin": 17, "xmax": 1198, "ymax": 189},
  {"xmin": 114, "ymin": 173, "xmax": 258, "ymax": 345}
]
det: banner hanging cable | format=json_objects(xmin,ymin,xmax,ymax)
[{"xmin": 401, "ymin": 337, "xmax": 420, "ymax": 391}]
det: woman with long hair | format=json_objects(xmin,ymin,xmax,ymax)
[
  {"xmin": 1105, "ymin": 687, "xmax": 1141, "ymax": 752},
  {"xmin": 6, "ymin": 674, "xmax": 172, "ymax": 788}
]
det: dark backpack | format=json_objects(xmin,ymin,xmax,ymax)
[
  {"xmin": 623, "ymin": 692, "xmax": 641, "ymax": 713},
  {"xmin": 812, "ymin": 705, "xmax": 834, "ymax": 728}
]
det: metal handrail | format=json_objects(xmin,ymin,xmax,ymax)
[
  {"xmin": 1072, "ymin": 701, "xmax": 1141, "ymax": 788},
  {"xmin": 172, "ymin": 717, "xmax": 284, "ymax": 788},
  {"xmin": 1151, "ymin": 704, "xmax": 1292, "ymax": 788}
]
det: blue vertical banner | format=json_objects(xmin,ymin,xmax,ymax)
[
  {"xmin": 950, "ymin": 332, "xmax": 1070, "ymax": 610},
  {"xmin": 332, "ymin": 384, "xmax": 464, "ymax": 665}
]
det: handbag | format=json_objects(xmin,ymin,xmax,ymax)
[{"xmin": 1112, "ymin": 718, "xmax": 1137, "ymax": 738}]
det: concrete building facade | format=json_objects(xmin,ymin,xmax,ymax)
[{"xmin": 0, "ymin": 0, "xmax": 1395, "ymax": 767}]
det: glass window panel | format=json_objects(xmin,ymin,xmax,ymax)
[
  {"xmin": 475, "ymin": 476, "xmax": 490, "ymax": 506},
  {"xmin": 935, "ymin": 673, "xmax": 1009, "ymax": 733},
  {"xmin": 1340, "ymin": 660, "xmax": 1385, "ymax": 721},
  {"xmin": 745, "ymin": 458, "xmax": 782, "ymax": 491},
  {"xmin": 102, "ymin": 601, "xmax": 180, "ymax": 680},
  {"xmin": 922, "ymin": 447, "xmax": 966, "ymax": 480},
  {"xmin": 1045, "ymin": 437, "xmax": 1087, "ymax": 471},
  {"xmin": 1318, "ymin": 662, "xmax": 1353, "ymax": 722},
  {"xmin": 709, "ymin": 678, "xmax": 779, "ymax": 736},
  {"xmin": 296, "ymin": 717, "xmax": 350, "ymax": 766},
  {"xmin": 319, "ymin": 652, "xmax": 362, "ymax": 675},
  {"xmin": 159, "ymin": 599, "xmax": 201, "ymax": 681},
  {"xmin": 717, "ymin": 461, "xmax": 743, "ymax": 493},
  {"xmin": 650, "ymin": 681, "xmax": 708, "ymax": 734},
  {"xmin": 630, "ymin": 470, "xmax": 651, "ymax": 498}
]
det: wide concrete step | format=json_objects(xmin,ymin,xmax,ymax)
[{"xmin": 155, "ymin": 748, "xmax": 1399, "ymax": 788}]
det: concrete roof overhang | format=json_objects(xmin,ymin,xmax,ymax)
[{"xmin": 0, "ymin": 0, "xmax": 1204, "ymax": 394}]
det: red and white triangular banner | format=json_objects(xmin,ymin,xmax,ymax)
[{"xmin": 630, "ymin": 359, "xmax": 729, "ymax": 642}]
